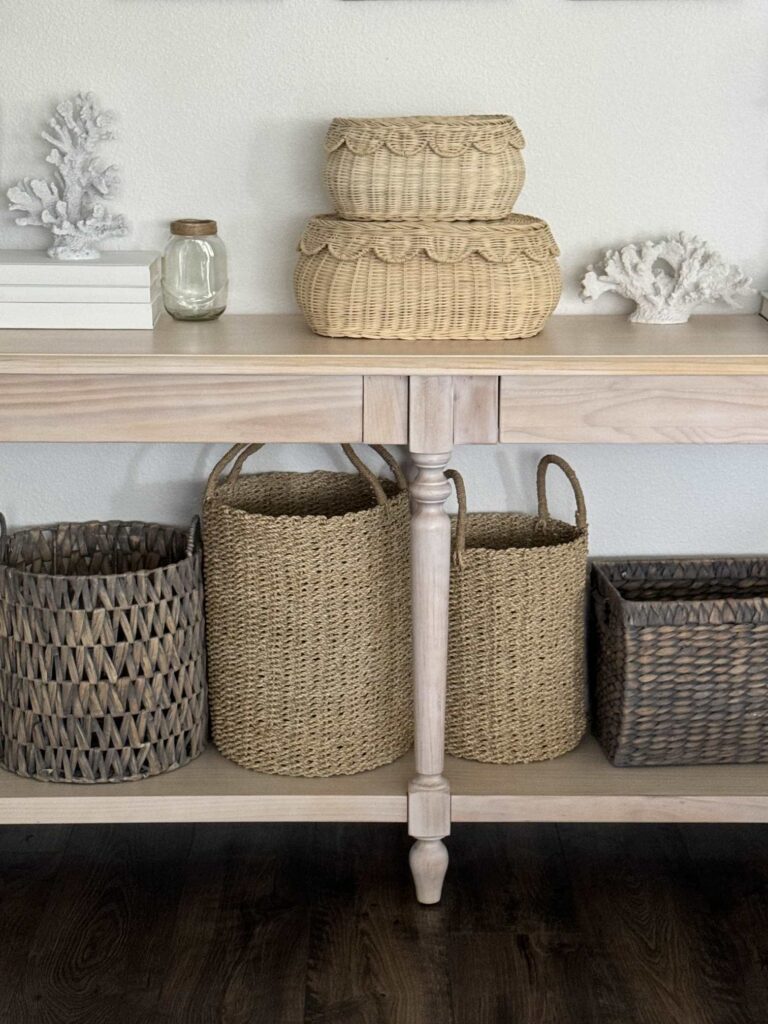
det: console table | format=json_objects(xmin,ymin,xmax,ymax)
[{"xmin": 2, "ymin": 312, "xmax": 768, "ymax": 905}]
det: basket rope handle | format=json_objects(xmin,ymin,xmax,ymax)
[
  {"xmin": 204, "ymin": 442, "xmax": 407, "ymax": 507},
  {"xmin": 341, "ymin": 444, "xmax": 408, "ymax": 506},
  {"xmin": 227, "ymin": 443, "xmax": 265, "ymax": 485},
  {"xmin": 445, "ymin": 469, "xmax": 468, "ymax": 569},
  {"xmin": 536, "ymin": 455, "xmax": 587, "ymax": 532},
  {"xmin": 204, "ymin": 443, "xmax": 256, "ymax": 501},
  {"xmin": 186, "ymin": 516, "xmax": 201, "ymax": 559},
  {"xmin": 368, "ymin": 445, "xmax": 408, "ymax": 493}
]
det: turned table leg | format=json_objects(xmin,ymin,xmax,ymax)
[{"xmin": 408, "ymin": 450, "xmax": 452, "ymax": 904}]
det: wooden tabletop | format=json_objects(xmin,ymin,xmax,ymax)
[{"xmin": 0, "ymin": 313, "xmax": 766, "ymax": 376}]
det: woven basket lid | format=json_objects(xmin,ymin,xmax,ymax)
[
  {"xmin": 325, "ymin": 115, "xmax": 525, "ymax": 157},
  {"xmin": 298, "ymin": 214, "xmax": 559, "ymax": 265}
]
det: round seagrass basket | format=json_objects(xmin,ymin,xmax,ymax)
[
  {"xmin": 0, "ymin": 516, "xmax": 207, "ymax": 784},
  {"xmin": 445, "ymin": 456, "xmax": 588, "ymax": 764},
  {"xmin": 325, "ymin": 115, "xmax": 526, "ymax": 222},
  {"xmin": 295, "ymin": 214, "xmax": 561, "ymax": 341},
  {"xmin": 202, "ymin": 443, "xmax": 412, "ymax": 777}
]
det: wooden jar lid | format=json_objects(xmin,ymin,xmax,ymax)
[{"xmin": 171, "ymin": 219, "xmax": 218, "ymax": 237}]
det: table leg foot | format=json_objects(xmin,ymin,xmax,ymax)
[{"xmin": 410, "ymin": 838, "xmax": 449, "ymax": 905}]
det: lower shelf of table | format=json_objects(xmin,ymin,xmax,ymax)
[
  {"xmin": 450, "ymin": 737, "xmax": 768, "ymax": 823},
  {"xmin": 0, "ymin": 747, "xmax": 412, "ymax": 825},
  {"xmin": 3, "ymin": 737, "xmax": 768, "ymax": 826}
]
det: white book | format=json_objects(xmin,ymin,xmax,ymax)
[
  {"xmin": 0, "ymin": 293, "xmax": 164, "ymax": 330},
  {"xmin": 0, "ymin": 250, "xmax": 161, "ymax": 287},
  {"xmin": 761, "ymin": 292, "xmax": 768, "ymax": 321},
  {"xmin": 0, "ymin": 282, "xmax": 160, "ymax": 304}
]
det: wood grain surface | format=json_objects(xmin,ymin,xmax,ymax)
[
  {"xmin": 0, "ymin": 314, "xmax": 766, "ymax": 377},
  {"xmin": 0, "ymin": 747, "xmax": 410, "ymax": 825},
  {"xmin": 500, "ymin": 375, "xmax": 768, "ymax": 444},
  {"xmin": 0, "ymin": 821, "xmax": 766, "ymax": 1023},
  {"xmin": 4, "ymin": 739, "xmax": 768, "ymax": 827},
  {"xmin": 448, "ymin": 736, "xmax": 768, "ymax": 823},
  {"xmin": 453, "ymin": 376, "xmax": 499, "ymax": 444},
  {"xmin": 0, "ymin": 374, "xmax": 363, "ymax": 443},
  {"xmin": 363, "ymin": 376, "xmax": 408, "ymax": 443}
]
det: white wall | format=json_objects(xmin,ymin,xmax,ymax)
[{"xmin": 1, "ymin": 0, "xmax": 767, "ymax": 554}]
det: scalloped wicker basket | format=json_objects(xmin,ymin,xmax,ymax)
[
  {"xmin": 295, "ymin": 213, "xmax": 561, "ymax": 341},
  {"xmin": 325, "ymin": 115, "xmax": 526, "ymax": 222}
]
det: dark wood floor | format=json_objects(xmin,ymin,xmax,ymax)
[{"xmin": 0, "ymin": 821, "xmax": 765, "ymax": 1023}]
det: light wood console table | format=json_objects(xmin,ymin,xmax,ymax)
[{"xmin": 2, "ymin": 312, "xmax": 768, "ymax": 905}]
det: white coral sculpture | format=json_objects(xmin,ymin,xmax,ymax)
[
  {"xmin": 581, "ymin": 234, "xmax": 753, "ymax": 324},
  {"xmin": 7, "ymin": 92, "xmax": 128, "ymax": 260}
]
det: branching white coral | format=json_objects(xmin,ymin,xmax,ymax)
[
  {"xmin": 7, "ymin": 92, "xmax": 127, "ymax": 260},
  {"xmin": 581, "ymin": 233, "xmax": 753, "ymax": 324}
]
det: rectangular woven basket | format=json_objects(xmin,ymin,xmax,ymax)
[{"xmin": 591, "ymin": 559, "xmax": 768, "ymax": 766}]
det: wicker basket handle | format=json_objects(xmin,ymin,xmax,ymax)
[
  {"xmin": 340, "ymin": 445, "xmax": 408, "ymax": 506},
  {"xmin": 536, "ymin": 455, "xmax": 587, "ymax": 531},
  {"xmin": 369, "ymin": 445, "xmax": 408, "ymax": 493},
  {"xmin": 186, "ymin": 516, "xmax": 201, "ymax": 559},
  {"xmin": 445, "ymin": 469, "xmax": 469, "ymax": 569},
  {"xmin": 203, "ymin": 442, "xmax": 407, "ymax": 507},
  {"xmin": 204, "ymin": 443, "xmax": 260, "ymax": 501},
  {"xmin": 226, "ymin": 444, "xmax": 266, "ymax": 485}
]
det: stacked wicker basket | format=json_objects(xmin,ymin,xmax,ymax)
[{"xmin": 295, "ymin": 115, "xmax": 561, "ymax": 341}]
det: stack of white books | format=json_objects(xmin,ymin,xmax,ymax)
[{"xmin": 0, "ymin": 251, "xmax": 163, "ymax": 329}]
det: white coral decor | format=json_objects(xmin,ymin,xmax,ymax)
[
  {"xmin": 7, "ymin": 92, "xmax": 127, "ymax": 261},
  {"xmin": 581, "ymin": 234, "xmax": 753, "ymax": 324}
]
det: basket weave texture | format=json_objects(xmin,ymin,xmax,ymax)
[
  {"xmin": 445, "ymin": 456, "xmax": 588, "ymax": 764},
  {"xmin": 325, "ymin": 115, "xmax": 526, "ymax": 222},
  {"xmin": 0, "ymin": 517, "xmax": 207, "ymax": 784},
  {"xmin": 295, "ymin": 214, "xmax": 561, "ymax": 341},
  {"xmin": 592, "ymin": 559, "xmax": 768, "ymax": 766},
  {"xmin": 202, "ymin": 444, "xmax": 412, "ymax": 777}
]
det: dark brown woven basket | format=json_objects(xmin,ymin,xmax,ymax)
[
  {"xmin": 591, "ymin": 558, "xmax": 768, "ymax": 766},
  {"xmin": 0, "ymin": 516, "xmax": 207, "ymax": 783}
]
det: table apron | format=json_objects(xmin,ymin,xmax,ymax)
[{"xmin": 0, "ymin": 373, "xmax": 364, "ymax": 443}]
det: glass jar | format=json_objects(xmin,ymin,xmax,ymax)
[{"xmin": 162, "ymin": 219, "xmax": 228, "ymax": 321}]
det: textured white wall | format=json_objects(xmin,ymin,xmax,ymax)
[{"xmin": 0, "ymin": 0, "xmax": 767, "ymax": 554}]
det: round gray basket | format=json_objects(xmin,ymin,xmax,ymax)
[{"xmin": 0, "ymin": 516, "xmax": 207, "ymax": 783}]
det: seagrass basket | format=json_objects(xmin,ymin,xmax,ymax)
[
  {"xmin": 0, "ymin": 516, "xmax": 206, "ymax": 784},
  {"xmin": 325, "ymin": 115, "xmax": 526, "ymax": 221},
  {"xmin": 446, "ymin": 456, "xmax": 588, "ymax": 764},
  {"xmin": 295, "ymin": 214, "xmax": 561, "ymax": 341},
  {"xmin": 202, "ymin": 443, "xmax": 412, "ymax": 777},
  {"xmin": 592, "ymin": 559, "xmax": 768, "ymax": 766}
]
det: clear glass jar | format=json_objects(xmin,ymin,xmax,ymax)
[{"xmin": 162, "ymin": 219, "xmax": 228, "ymax": 321}]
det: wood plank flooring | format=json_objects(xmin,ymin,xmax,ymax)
[{"xmin": 0, "ymin": 822, "xmax": 766, "ymax": 1023}]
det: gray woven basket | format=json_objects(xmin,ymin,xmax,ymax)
[
  {"xmin": 0, "ymin": 516, "xmax": 207, "ymax": 784},
  {"xmin": 202, "ymin": 443, "xmax": 412, "ymax": 777},
  {"xmin": 592, "ymin": 559, "xmax": 768, "ymax": 766},
  {"xmin": 445, "ymin": 455, "xmax": 589, "ymax": 765}
]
